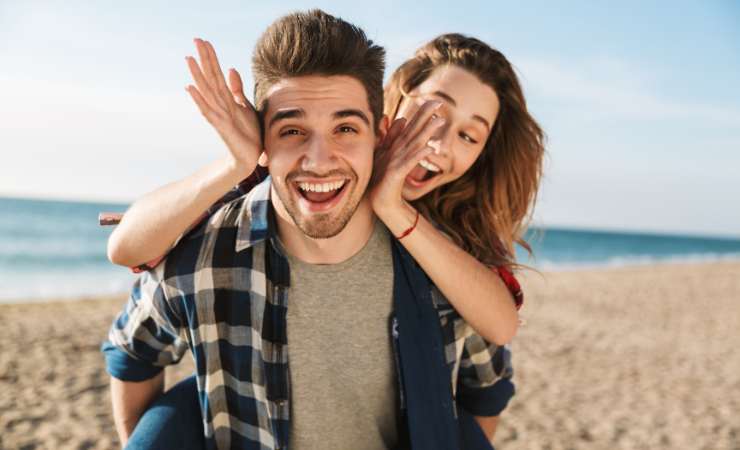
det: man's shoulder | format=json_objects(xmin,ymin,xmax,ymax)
[
  {"xmin": 163, "ymin": 194, "xmax": 253, "ymax": 272},
  {"xmin": 154, "ymin": 177, "xmax": 272, "ymax": 290}
]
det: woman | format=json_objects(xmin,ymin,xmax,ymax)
[{"xmin": 111, "ymin": 34, "xmax": 543, "ymax": 447}]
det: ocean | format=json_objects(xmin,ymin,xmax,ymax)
[{"xmin": 1, "ymin": 196, "xmax": 739, "ymax": 302}]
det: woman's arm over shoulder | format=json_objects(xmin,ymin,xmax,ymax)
[
  {"xmin": 383, "ymin": 205, "xmax": 520, "ymax": 345},
  {"xmin": 108, "ymin": 39, "xmax": 264, "ymax": 268},
  {"xmin": 107, "ymin": 159, "xmax": 263, "ymax": 268}
]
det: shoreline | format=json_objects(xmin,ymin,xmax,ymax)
[
  {"xmin": 4, "ymin": 256, "xmax": 740, "ymax": 305},
  {"xmin": 1, "ymin": 261, "xmax": 738, "ymax": 449}
]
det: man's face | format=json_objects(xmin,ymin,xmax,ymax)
[{"xmin": 262, "ymin": 75, "xmax": 378, "ymax": 239}]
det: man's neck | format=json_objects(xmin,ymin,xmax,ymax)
[{"xmin": 273, "ymin": 196, "xmax": 376, "ymax": 265}]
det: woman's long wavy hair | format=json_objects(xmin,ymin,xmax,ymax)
[{"xmin": 384, "ymin": 34, "xmax": 545, "ymax": 269}]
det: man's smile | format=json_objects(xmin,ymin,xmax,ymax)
[{"xmin": 291, "ymin": 176, "xmax": 352, "ymax": 213}]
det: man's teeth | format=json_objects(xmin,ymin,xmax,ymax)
[
  {"xmin": 419, "ymin": 159, "xmax": 441, "ymax": 173},
  {"xmin": 297, "ymin": 180, "xmax": 346, "ymax": 193}
]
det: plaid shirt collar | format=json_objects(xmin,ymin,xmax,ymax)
[{"xmin": 235, "ymin": 175, "xmax": 273, "ymax": 253}]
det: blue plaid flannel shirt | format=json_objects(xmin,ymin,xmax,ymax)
[{"xmin": 102, "ymin": 177, "xmax": 515, "ymax": 450}]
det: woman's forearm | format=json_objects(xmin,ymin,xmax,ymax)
[
  {"xmin": 107, "ymin": 156, "xmax": 253, "ymax": 267},
  {"xmin": 379, "ymin": 204, "xmax": 519, "ymax": 345}
]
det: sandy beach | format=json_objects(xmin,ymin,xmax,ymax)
[{"xmin": 1, "ymin": 261, "xmax": 738, "ymax": 450}]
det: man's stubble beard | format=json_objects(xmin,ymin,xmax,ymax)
[{"xmin": 274, "ymin": 171, "xmax": 364, "ymax": 239}]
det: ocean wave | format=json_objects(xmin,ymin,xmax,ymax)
[
  {"xmin": 531, "ymin": 252, "xmax": 740, "ymax": 271},
  {"xmin": 0, "ymin": 269, "xmax": 135, "ymax": 303}
]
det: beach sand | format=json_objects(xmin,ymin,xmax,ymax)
[{"xmin": 1, "ymin": 262, "xmax": 738, "ymax": 449}]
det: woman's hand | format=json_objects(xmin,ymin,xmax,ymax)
[
  {"xmin": 370, "ymin": 100, "xmax": 445, "ymax": 221},
  {"xmin": 185, "ymin": 38, "xmax": 261, "ymax": 173}
]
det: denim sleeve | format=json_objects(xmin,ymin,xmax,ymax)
[
  {"xmin": 101, "ymin": 263, "xmax": 189, "ymax": 381},
  {"xmin": 456, "ymin": 333, "xmax": 515, "ymax": 417}
]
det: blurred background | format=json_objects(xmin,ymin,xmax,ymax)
[
  {"xmin": 1, "ymin": 0, "xmax": 739, "ymax": 301},
  {"xmin": 0, "ymin": 2, "xmax": 739, "ymax": 449},
  {"xmin": 1, "ymin": 0, "xmax": 740, "ymax": 300}
]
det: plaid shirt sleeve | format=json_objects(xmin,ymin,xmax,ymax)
[
  {"xmin": 101, "ymin": 263, "xmax": 189, "ymax": 381},
  {"xmin": 455, "ymin": 333, "xmax": 515, "ymax": 417},
  {"xmin": 453, "ymin": 265, "xmax": 519, "ymax": 416}
]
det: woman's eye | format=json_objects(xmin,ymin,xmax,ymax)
[{"xmin": 460, "ymin": 132, "xmax": 478, "ymax": 144}]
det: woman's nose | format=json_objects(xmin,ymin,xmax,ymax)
[{"xmin": 428, "ymin": 123, "xmax": 452, "ymax": 157}]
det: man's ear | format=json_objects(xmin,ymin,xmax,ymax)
[
  {"xmin": 375, "ymin": 114, "xmax": 391, "ymax": 149},
  {"xmin": 257, "ymin": 151, "xmax": 269, "ymax": 167}
]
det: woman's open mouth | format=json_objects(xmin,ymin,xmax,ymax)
[
  {"xmin": 294, "ymin": 179, "xmax": 350, "ymax": 212},
  {"xmin": 406, "ymin": 159, "xmax": 442, "ymax": 188}
]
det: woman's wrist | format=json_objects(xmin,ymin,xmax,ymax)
[
  {"xmin": 221, "ymin": 155, "xmax": 256, "ymax": 186},
  {"xmin": 376, "ymin": 201, "xmax": 419, "ymax": 238}
]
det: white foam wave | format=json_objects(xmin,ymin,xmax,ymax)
[{"xmin": 531, "ymin": 252, "xmax": 740, "ymax": 272}]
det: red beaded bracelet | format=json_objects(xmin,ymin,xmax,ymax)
[{"xmin": 396, "ymin": 210, "xmax": 420, "ymax": 239}]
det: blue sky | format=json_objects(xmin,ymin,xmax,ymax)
[{"xmin": 1, "ymin": 1, "xmax": 739, "ymax": 237}]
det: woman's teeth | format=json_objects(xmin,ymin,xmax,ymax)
[
  {"xmin": 418, "ymin": 159, "xmax": 441, "ymax": 173},
  {"xmin": 297, "ymin": 180, "xmax": 346, "ymax": 193}
]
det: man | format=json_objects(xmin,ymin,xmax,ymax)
[{"xmin": 102, "ymin": 9, "xmax": 514, "ymax": 450}]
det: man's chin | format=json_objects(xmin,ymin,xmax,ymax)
[
  {"xmin": 274, "ymin": 179, "xmax": 364, "ymax": 239},
  {"xmin": 290, "ymin": 196, "xmax": 361, "ymax": 239},
  {"xmin": 295, "ymin": 218, "xmax": 349, "ymax": 239}
]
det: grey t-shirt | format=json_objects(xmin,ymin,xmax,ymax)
[{"xmin": 285, "ymin": 221, "xmax": 398, "ymax": 449}]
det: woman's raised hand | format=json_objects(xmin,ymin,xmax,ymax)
[
  {"xmin": 185, "ymin": 38, "xmax": 261, "ymax": 171},
  {"xmin": 370, "ymin": 100, "xmax": 445, "ymax": 218}
]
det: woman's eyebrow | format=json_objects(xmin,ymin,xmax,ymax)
[
  {"xmin": 471, "ymin": 115, "xmax": 491, "ymax": 131},
  {"xmin": 432, "ymin": 90, "xmax": 457, "ymax": 106},
  {"xmin": 432, "ymin": 90, "xmax": 490, "ymax": 131}
]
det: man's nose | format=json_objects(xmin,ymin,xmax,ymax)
[{"xmin": 301, "ymin": 134, "xmax": 337, "ymax": 171}]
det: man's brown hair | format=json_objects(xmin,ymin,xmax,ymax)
[{"xmin": 252, "ymin": 9, "xmax": 385, "ymax": 129}]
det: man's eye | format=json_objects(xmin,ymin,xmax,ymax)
[
  {"xmin": 460, "ymin": 132, "xmax": 478, "ymax": 144},
  {"xmin": 338, "ymin": 125, "xmax": 358, "ymax": 134},
  {"xmin": 280, "ymin": 129, "xmax": 301, "ymax": 137}
]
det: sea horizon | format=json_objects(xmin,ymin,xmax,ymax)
[{"xmin": 2, "ymin": 195, "xmax": 740, "ymax": 303}]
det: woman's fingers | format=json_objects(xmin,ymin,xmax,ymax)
[
  {"xmin": 395, "ymin": 100, "xmax": 442, "ymax": 150},
  {"xmin": 185, "ymin": 85, "xmax": 218, "ymax": 124},
  {"xmin": 407, "ymin": 115, "xmax": 445, "ymax": 155},
  {"xmin": 228, "ymin": 68, "xmax": 249, "ymax": 107},
  {"xmin": 192, "ymin": 39, "xmax": 227, "ymax": 111},
  {"xmin": 203, "ymin": 40, "xmax": 233, "ymax": 110},
  {"xmin": 384, "ymin": 117, "xmax": 407, "ymax": 149},
  {"xmin": 227, "ymin": 68, "xmax": 260, "ymax": 137},
  {"xmin": 397, "ymin": 117, "xmax": 444, "ymax": 171},
  {"xmin": 380, "ymin": 116, "xmax": 443, "ymax": 188},
  {"xmin": 194, "ymin": 39, "xmax": 215, "ymax": 86},
  {"xmin": 185, "ymin": 56, "xmax": 222, "ymax": 113},
  {"xmin": 389, "ymin": 115, "xmax": 444, "ymax": 166}
]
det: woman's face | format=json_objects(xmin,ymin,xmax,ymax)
[{"xmin": 395, "ymin": 65, "xmax": 500, "ymax": 201}]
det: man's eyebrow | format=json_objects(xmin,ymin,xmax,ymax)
[
  {"xmin": 333, "ymin": 109, "xmax": 370, "ymax": 126},
  {"xmin": 268, "ymin": 108, "xmax": 304, "ymax": 129},
  {"xmin": 432, "ymin": 90, "xmax": 491, "ymax": 131}
]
